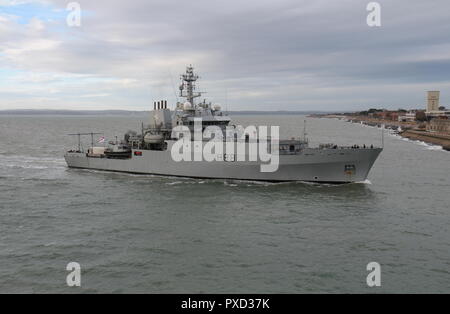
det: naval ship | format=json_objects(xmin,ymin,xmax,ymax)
[{"xmin": 65, "ymin": 66, "xmax": 382, "ymax": 183}]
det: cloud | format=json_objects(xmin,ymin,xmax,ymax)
[{"xmin": 1, "ymin": 0, "xmax": 450, "ymax": 110}]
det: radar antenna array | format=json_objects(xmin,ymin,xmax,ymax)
[{"xmin": 179, "ymin": 65, "xmax": 203, "ymax": 106}]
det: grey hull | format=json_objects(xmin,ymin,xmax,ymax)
[{"xmin": 65, "ymin": 145, "xmax": 382, "ymax": 183}]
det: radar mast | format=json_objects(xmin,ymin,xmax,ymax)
[{"xmin": 179, "ymin": 65, "xmax": 202, "ymax": 106}]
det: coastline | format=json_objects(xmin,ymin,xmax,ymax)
[
  {"xmin": 400, "ymin": 130, "xmax": 450, "ymax": 151},
  {"xmin": 313, "ymin": 114, "xmax": 450, "ymax": 151}
]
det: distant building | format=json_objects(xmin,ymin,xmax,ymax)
[
  {"xmin": 398, "ymin": 111, "xmax": 416, "ymax": 122},
  {"xmin": 426, "ymin": 91, "xmax": 450, "ymax": 118},
  {"xmin": 427, "ymin": 91, "xmax": 440, "ymax": 112},
  {"xmin": 427, "ymin": 119, "xmax": 450, "ymax": 133},
  {"xmin": 390, "ymin": 112, "xmax": 399, "ymax": 121},
  {"xmin": 374, "ymin": 110, "xmax": 399, "ymax": 120}
]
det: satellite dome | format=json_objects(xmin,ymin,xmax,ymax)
[
  {"xmin": 214, "ymin": 104, "xmax": 221, "ymax": 111},
  {"xmin": 183, "ymin": 102, "xmax": 192, "ymax": 110}
]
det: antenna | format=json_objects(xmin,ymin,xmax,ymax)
[
  {"xmin": 303, "ymin": 119, "xmax": 307, "ymax": 142},
  {"xmin": 68, "ymin": 132, "xmax": 103, "ymax": 152},
  {"xmin": 225, "ymin": 88, "xmax": 228, "ymax": 114}
]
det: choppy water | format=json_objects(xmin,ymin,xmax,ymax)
[{"xmin": 0, "ymin": 114, "xmax": 449, "ymax": 293}]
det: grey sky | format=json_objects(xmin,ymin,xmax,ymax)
[{"xmin": 1, "ymin": 0, "xmax": 449, "ymax": 110}]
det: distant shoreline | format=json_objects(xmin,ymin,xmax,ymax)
[
  {"xmin": 317, "ymin": 114, "xmax": 450, "ymax": 151},
  {"xmin": 0, "ymin": 109, "xmax": 334, "ymax": 116}
]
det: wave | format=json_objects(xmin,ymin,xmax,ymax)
[
  {"xmin": 0, "ymin": 155, "xmax": 65, "ymax": 163},
  {"xmin": 354, "ymin": 179, "xmax": 372, "ymax": 185},
  {"xmin": 165, "ymin": 181, "xmax": 183, "ymax": 186},
  {"xmin": 389, "ymin": 134, "xmax": 448, "ymax": 152},
  {"xmin": 0, "ymin": 154, "xmax": 66, "ymax": 171}
]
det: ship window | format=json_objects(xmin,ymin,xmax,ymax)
[{"xmin": 289, "ymin": 145, "xmax": 295, "ymax": 152}]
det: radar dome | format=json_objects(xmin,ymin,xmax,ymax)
[
  {"xmin": 183, "ymin": 102, "xmax": 193, "ymax": 110},
  {"xmin": 213, "ymin": 104, "xmax": 221, "ymax": 111}
]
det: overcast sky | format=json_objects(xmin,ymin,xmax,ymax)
[{"xmin": 1, "ymin": 0, "xmax": 450, "ymax": 111}]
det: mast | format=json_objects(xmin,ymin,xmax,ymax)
[
  {"xmin": 179, "ymin": 65, "xmax": 202, "ymax": 106},
  {"xmin": 303, "ymin": 119, "xmax": 308, "ymax": 143},
  {"xmin": 68, "ymin": 132, "xmax": 102, "ymax": 152}
]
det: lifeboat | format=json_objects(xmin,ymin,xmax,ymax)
[{"xmin": 144, "ymin": 133, "xmax": 164, "ymax": 144}]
